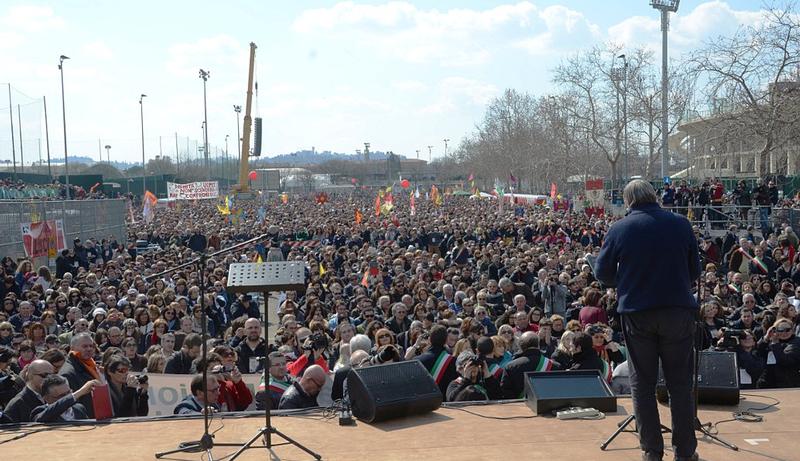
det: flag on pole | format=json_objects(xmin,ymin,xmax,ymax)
[
  {"xmin": 509, "ymin": 171, "xmax": 518, "ymax": 185},
  {"xmin": 217, "ymin": 196, "xmax": 231, "ymax": 215},
  {"xmin": 410, "ymin": 191, "xmax": 416, "ymax": 216},
  {"xmin": 431, "ymin": 185, "xmax": 441, "ymax": 207},
  {"xmin": 319, "ymin": 263, "xmax": 326, "ymax": 276},
  {"xmin": 374, "ymin": 193, "xmax": 381, "ymax": 217},
  {"xmin": 355, "ymin": 208, "xmax": 363, "ymax": 224},
  {"xmin": 143, "ymin": 190, "xmax": 157, "ymax": 223},
  {"xmin": 550, "ymin": 183, "xmax": 558, "ymax": 200},
  {"xmin": 468, "ymin": 173, "xmax": 474, "ymax": 182}
]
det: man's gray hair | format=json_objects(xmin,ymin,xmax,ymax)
[
  {"xmin": 70, "ymin": 332, "xmax": 94, "ymax": 348},
  {"xmin": 349, "ymin": 334, "xmax": 372, "ymax": 354},
  {"xmin": 623, "ymin": 179, "xmax": 658, "ymax": 208}
]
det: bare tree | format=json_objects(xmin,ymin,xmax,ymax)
[
  {"xmin": 552, "ymin": 44, "xmax": 626, "ymax": 185},
  {"xmin": 688, "ymin": 1, "xmax": 800, "ymax": 175}
]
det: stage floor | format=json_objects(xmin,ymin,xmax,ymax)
[{"xmin": 1, "ymin": 389, "xmax": 796, "ymax": 461}]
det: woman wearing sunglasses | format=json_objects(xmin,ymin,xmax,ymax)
[{"xmin": 757, "ymin": 317, "xmax": 800, "ymax": 388}]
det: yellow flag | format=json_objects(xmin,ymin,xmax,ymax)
[
  {"xmin": 256, "ymin": 254, "xmax": 263, "ymax": 263},
  {"xmin": 319, "ymin": 262, "xmax": 326, "ymax": 276}
]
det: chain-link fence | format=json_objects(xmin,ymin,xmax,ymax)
[{"xmin": 0, "ymin": 199, "xmax": 127, "ymax": 259}]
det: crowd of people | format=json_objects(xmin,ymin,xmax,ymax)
[
  {"xmin": 0, "ymin": 179, "xmax": 799, "ymax": 423},
  {"xmin": 0, "ymin": 178, "xmax": 105, "ymax": 200}
]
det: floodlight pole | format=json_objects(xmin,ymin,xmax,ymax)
[{"xmin": 651, "ymin": 0, "xmax": 679, "ymax": 181}]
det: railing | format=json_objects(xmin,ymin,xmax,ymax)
[
  {"xmin": 668, "ymin": 204, "xmax": 789, "ymax": 233},
  {"xmin": 0, "ymin": 199, "xmax": 128, "ymax": 259},
  {"xmin": 0, "ymin": 186, "xmax": 60, "ymax": 199}
]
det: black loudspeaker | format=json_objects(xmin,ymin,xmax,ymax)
[
  {"xmin": 524, "ymin": 370, "xmax": 617, "ymax": 415},
  {"xmin": 253, "ymin": 117, "xmax": 262, "ymax": 156},
  {"xmin": 347, "ymin": 361, "xmax": 442, "ymax": 423},
  {"xmin": 656, "ymin": 350, "xmax": 739, "ymax": 406}
]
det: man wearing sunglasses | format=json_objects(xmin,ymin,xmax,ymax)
[{"xmin": 5, "ymin": 359, "xmax": 54, "ymax": 422}]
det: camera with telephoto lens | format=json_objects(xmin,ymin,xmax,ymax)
[
  {"xmin": 136, "ymin": 374, "xmax": 148, "ymax": 384},
  {"xmin": 302, "ymin": 332, "xmax": 329, "ymax": 351},
  {"xmin": 716, "ymin": 328, "xmax": 747, "ymax": 350},
  {"xmin": 370, "ymin": 344, "xmax": 400, "ymax": 365}
]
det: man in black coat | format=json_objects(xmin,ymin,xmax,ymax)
[
  {"xmin": 278, "ymin": 365, "xmax": 325, "ymax": 410},
  {"xmin": 31, "ymin": 374, "xmax": 94, "ymax": 422},
  {"xmin": 5, "ymin": 359, "xmax": 53, "ymax": 422},
  {"xmin": 594, "ymin": 180, "xmax": 701, "ymax": 461},
  {"xmin": 187, "ymin": 228, "xmax": 208, "ymax": 253},
  {"xmin": 500, "ymin": 332, "xmax": 561, "ymax": 399},
  {"xmin": 415, "ymin": 325, "xmax": 458, "ymax": 398},
  {"xmin": 164, "ymin": 333, "xmax": 202, "ymax": 374},
  {"xmin": 59, "ymin": 333, "xmax": 100, "ymax": 418}
]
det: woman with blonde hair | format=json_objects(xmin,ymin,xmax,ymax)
[{"xmin": 551, "ymin": 329, "xmax": 578, "ymax": 369}]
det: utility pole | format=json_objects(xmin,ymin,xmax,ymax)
[
  {"xmin": 443, "ymin": 138, "xmax": 450, "ymax": 158},
  {"xmin": 7, "ymin": 84, "xmax": 16, "ymax": 179},
  {"xmin": 17, "ymin": 105, "xmax": 24, "ymax": 173},
  {"xmin": 43, "ymin": 95, "xmax": 52, "ymax": 177},
  {"xmin": 59, "ymin": 55, "xmax": 70, "ymax": 198},
  {"xmin": 139, "ymin": 93, "xmax": 147, "ymax": 195},
  {"xmin": 427, "ymin": 145, "xmax": 433, "ymax": 163}
]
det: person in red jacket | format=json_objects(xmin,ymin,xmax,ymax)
[
  {"xmin": 287, "ymin": 336, "xmax": 330, "ymax": 377},
  {"xmin": 197, "ymin": 353, "xmax": 252, "ymax": 412}
]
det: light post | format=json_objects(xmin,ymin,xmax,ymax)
[
  {"xmin": 617, "ymin": 53, "xmax": 629, "ymax": 183},
  {"xmin": 225, "ymin": 134, "xmax": 230, "ymax": 187},
  {"xmin": 363, "ymin": 142, "xmax": 370, "ymax": 162},
  {"xmin": 104, "ymin": 144, "xmax": 111, "ymax": 163},
  {"xmin": 651, "ymin": 0, "xmax": 680, "ymax": 181},
  {"xmin": 58, "ymin": 55, "xmax": 70, "ymax": 198},
  {"xmin": 139, "ymin": 94, "xmax": 147, "ymax": 195},
  {"xmin": 427, "ymin": 145, "xmax": 433, "ymax": 163},
  {"xmin": 199, "ymin": 69, "xmax": 210, "ymax": 179},
  {"xmin": 443, "ymin": 138, "xmax": 450, "ymax": 158}
]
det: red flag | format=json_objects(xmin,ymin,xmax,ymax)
[
  {"xmin": 374, "ymin": 194, "xmax": 381, "ymax": 217},
  {"xmin": 550, "ymin": 183, "xmax": 557, "ymax": 200},
  {"xmin": 410, "ymin": 191, "xmax": 416, "ymax": 216},
  {"xmin": 355, "ymin": 208, "xmax": 363, "ymax": 224}
]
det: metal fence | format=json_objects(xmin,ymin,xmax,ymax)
[{"xmin": 0, "ymin": 199, "xmax": 127, "ymax": 260}]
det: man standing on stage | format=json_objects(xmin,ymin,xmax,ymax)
[{"xmin": 595, "ymin": 180, "xmax": 700, "ymax": 461}]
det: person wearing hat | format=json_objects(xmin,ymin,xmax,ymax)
[
  {"xmin": 73, "ymin": 239, "xmax": 89, "ymax": 270},
  {"xmin": 446, "ymin": 351, "xmax": 502, "ymax": 402}
]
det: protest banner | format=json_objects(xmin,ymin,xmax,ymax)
[
  {"xmin": 166, "ymin": 181, "xmax": 219, "ymax": 200},
  {"xmin": 20, "ymin": 220, "xmax": 66, "ymax": 258},
  {"xmin": 145, "ymin": 373, "xmax": 262, "ymax": 416}
]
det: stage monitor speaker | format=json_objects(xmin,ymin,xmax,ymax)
[
  {"xmin": 253, "ymin": 117, "xmax": 262, "ymax": 156},
  {"xmin": 524, "ymin": 370, "xmax": 617, "ymax": 415},
  {"xmin": 656, "ymin": 350, "xmax": 739, "ymax": 406},
  {"xmin": 347, "ymin": 360, "xmax": 442, "ymax": 423}
]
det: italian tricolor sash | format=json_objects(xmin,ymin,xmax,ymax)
[
  {"xmin": 488, "ymin": 363, "xmax": 503, "ymax": 379},
  {"xmin": 533, "ymin": 354, "xmax": 553, "ymax": 372},
  {"xmin": 431, "ymin": 350, "xmax": 454, "ymax": 384},
  {"xmin": 268, "ymin": 378, "xmax": 291, "ymax": 394},
  {"xmin": 752, "ymin": 257, "xmax": 768, "ymax": 274},
  {"xmin": 728, "ymin": 283, "xmax": 740, "ymax": 294}
]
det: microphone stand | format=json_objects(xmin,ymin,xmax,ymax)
[{"xmin": 154, "ymin": 233, "xmax": 269, "ymax": 460}]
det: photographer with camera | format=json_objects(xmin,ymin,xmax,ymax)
[
  {"xmin": 287, "ymin": 332, "xmax": 330, "ymax": 377},
  {"xmin": 716, "ymin": 329, "xmax": 763, "ymax": 389},
  {"xmin": 369, "ymin": 344, "xmax": 401, "ymax": 365},
  {"xmin": 104, "ymin": 355, "xmax": 149, "ymax": 417},
  {"xmin": 195, "ymin": 352, "xmax": 252, "ymax": 412},
  {"xmin": 542, "ymin": 272, "xmax": 568, "ymax": 317},
  {"xmin": 446, "ymin": 351, "xmax": 502, "ymax": 402}
]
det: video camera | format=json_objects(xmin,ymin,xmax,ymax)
[
  {"xmin": 301, "ymin": 332, "xmax": 329, "ymax": 351},
  {"xmin": 716, "ymin": 328, "xmax": 747, "ymax": 350}
]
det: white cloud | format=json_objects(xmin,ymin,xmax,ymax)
[
  {"xmin": 515, "ymin": 5, "xmax": 602, "ymax": 55},
  {"xmin": 421, "ymin": 77, "xmax": 498, "ymax": 114},
  {"xmin": 607, "ymin": 1, "xmax": 768, "ymax": 53},
  {"xmin": 293, "ymin": 1, "xmax": 538, "ymax": 66},
  {"xmin": 1, "ymin": 5, "xmax": 64, "ymax": 33},
  {"xmin": 166, "ymin": 35, "xmax": 247, "ymax": 77}
]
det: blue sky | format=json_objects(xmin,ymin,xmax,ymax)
[{"xmin": 0, "ymin": 1, "xmax": 769, "ymax": 165}]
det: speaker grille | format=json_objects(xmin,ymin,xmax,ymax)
[
  {"xmin": 253, "ymin": 117, "xmax": 262, "ymax": 156},
  {"xmin": 348, "ymin": 361, "xmax": 442, "ymax": 423}
]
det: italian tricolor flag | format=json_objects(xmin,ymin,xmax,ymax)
[{"xmin": 431, "ymin": 350, "xmax": 454, "ymax": 384}]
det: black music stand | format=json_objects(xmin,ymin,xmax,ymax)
[{"xmin": 216, "ymin": 261, "xmax": 322, "ymax": 460}]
